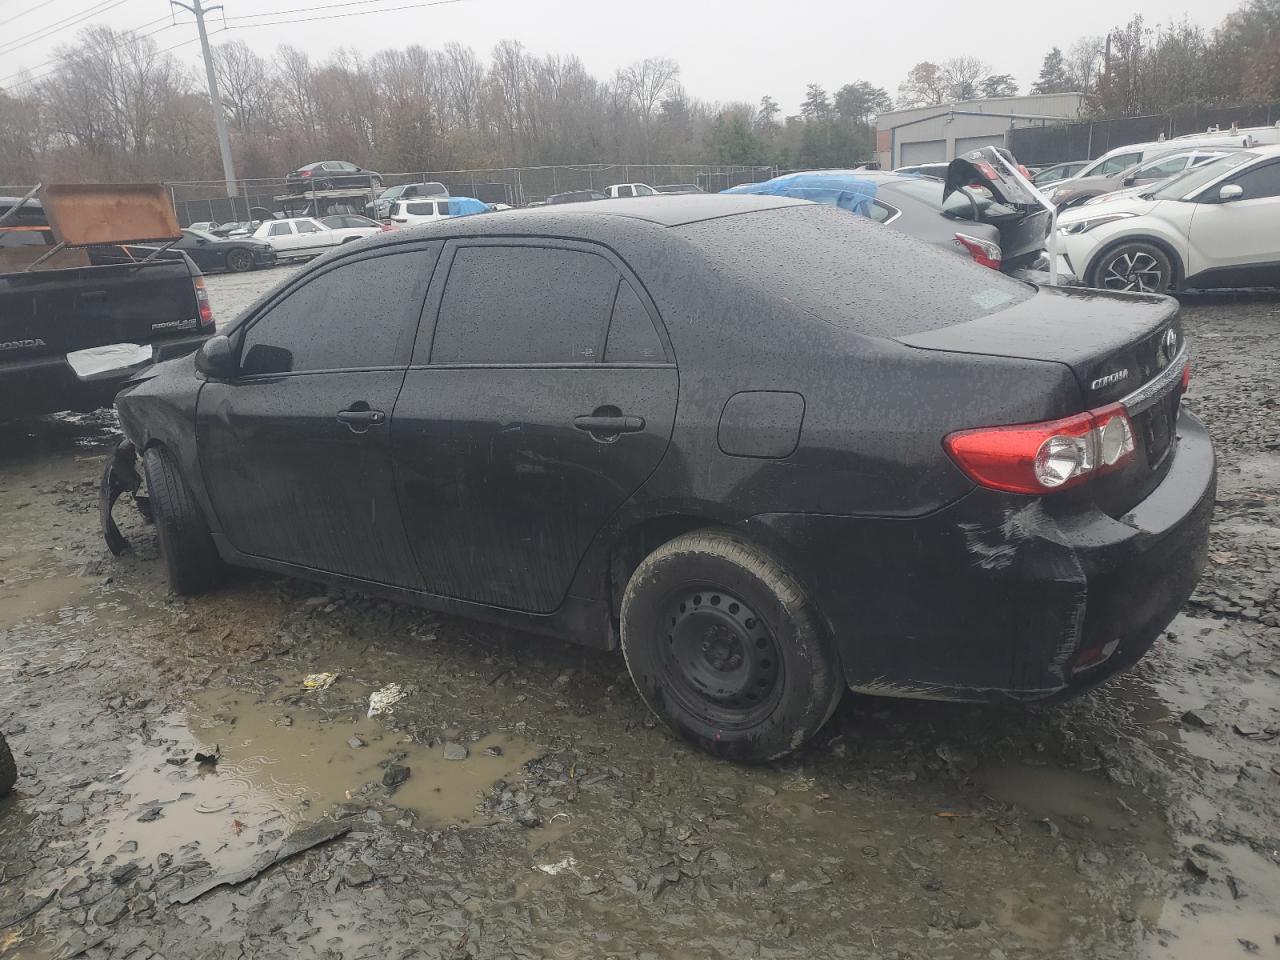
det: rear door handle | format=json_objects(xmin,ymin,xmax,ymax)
[
  {"xmin": 337, "ymin": 407, "xmax": 386, "ymax": 433},
  {"xmin": 573, "ymin": 414, "xmax": 645, "ymax": 433}
]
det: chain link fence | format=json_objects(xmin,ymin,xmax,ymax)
[
  {"xmin": 157, "ymin": 163, "xmax": 775, "ymax": 227},
  {"xmin": 1009, "ymin": 102, "xmax": 1280, "ymax": 165}
]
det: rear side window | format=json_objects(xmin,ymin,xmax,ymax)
[
  {"xmin": 268, "ymin": 222, "xmax": 291, "ymax": 237},
  {"xmin": 437, "ymin": 201, "xmax": 451, "ymax": 216},
  {"xmin": 407, "ymin": 202, "xmax": 434, "ymax": 215},
  {"xmin": 677, "ymin": 204, "xmax": 1032, "ymax": 338},
  {"xmin": 430, "ymin": 246, "xmax": 618, "ymax": 364},
  {"xmin": 240, "ymin": 250, "xmax": 433, "ymax": 375},
  {"xmin": 605, "ymin": 281, "xmax": 664, "ymax": 362}
]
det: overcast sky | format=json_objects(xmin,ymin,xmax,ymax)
[{"xmin": 4, "ymin": 0, "xmax": 1245, "ymax": 112}]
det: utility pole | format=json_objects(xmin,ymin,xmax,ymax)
[{"xmin": 172, "ymin": 0, "xmax": 238, "ymax": 197}]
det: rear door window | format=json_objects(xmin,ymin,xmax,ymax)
[
  {"xmin": 240, "ymin": 249, "xmax": 436, "ymax": 375},
  {"xmin": 428, "ymin": 245, "xmax": 619, "ymax": 364},
  {"xmin": 268, "ymin": 222, "xmax": 292, "ymax": 237}
]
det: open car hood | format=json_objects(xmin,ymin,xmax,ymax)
[{"xmin": 944, "ymin": 146, "xmax": 1041, "ymax": 210}]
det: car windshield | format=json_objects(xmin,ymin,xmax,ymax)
[
  {"xmin": 379, "ymin": 186, "xmax": 404, "ymax": 199},
  {"xmin": 1150, "ymin": 151, "xmax": 1258, "ymax": 200}
]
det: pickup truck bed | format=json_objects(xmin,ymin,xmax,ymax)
[{"xmin": 1, "ymin": 238, "xmax": 213, "ymax": 418}]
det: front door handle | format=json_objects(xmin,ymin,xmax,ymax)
[
  {"xmin": 337, "ymin": 406, "xmax": 386, "ymax": 433},
  {"xmin": 573, "ymin": 414, "xmax": 645, "ymax": 434}
]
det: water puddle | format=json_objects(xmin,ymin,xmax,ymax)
[
  {"xmin": 74, "ymin": 680, "xmax": 541, "ymax": 880},
  {"xmin": 1141, "ymin": 842, "xmax": 1280, "ymax": 958},
  {"xmin": 0, "ymin": 562, "xmax": 95, "ymax": 632}
]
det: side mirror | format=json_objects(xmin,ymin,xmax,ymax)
[
  {"xmin": 196, "ymin": 237, "xmax": 208, "ymax": 245},
  {"xmin": 1219, "ymin": 183, "xmax": 1244, "ymax": 202},
  {"xmin": 195, "ymin": 334, "xmax": 236, "ymax": 380},
  {"xmin": 1121, "ymin": 175, "xmax": 1136, "ymax": 187}
]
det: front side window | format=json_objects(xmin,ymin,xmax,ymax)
[
  {"xmin": 617, "ymin": 186, "xmax": 634, "ymax": 198},
  {"xmin": 1153, "ymin": 151, "xmax": 1257, "ymax": 200},
  {"xmin": 1096, "ymin": 153, "xmax": 1142, "ymax": 176},
  {"xmin": 635, "ymin": 185, "xmax": 656, "ymax": 196},
  {"xmin": 1225, "ymin": 160, "xmax": 1280, "ymax": 200},
  {"xmin": 240, "ymin": 250, "xmax": 434, "ymax": 376},
  {"xmin": 429, "ymin": 246, "xmax": 619, "ymax": 364},
  {"xmin": 1137, "ymin": 155, "xmax": 1191, "ymax": 179},
  {"xmin": 296, "ymin": 221, "xmax": 321, "ymax": 234}
]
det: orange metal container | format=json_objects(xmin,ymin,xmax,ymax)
[{"xmin": 38, "ymin": 183, "xmax": 180, "ymax": 245}]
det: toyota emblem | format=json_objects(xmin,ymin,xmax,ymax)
[{"xmin": 1161, "ymin": 328, "xmax": 1178, "ymax": 362}]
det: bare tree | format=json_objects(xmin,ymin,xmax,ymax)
[
  {"xmin": 896, "ymin": 62, "xmax": 946, "ymax": 107},
  {"xmin": 938, "ymin": 56, "xmax": 991, "ymax": 101},
  {"xmin": 623, "ymin": 56, "xmax": 678, "ymax": 162},
  {"xmin": 213, "ymin": 41, "xmax": 273, "ymax": 135}
]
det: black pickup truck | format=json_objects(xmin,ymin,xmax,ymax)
[{"xmin": 1, "ymin": 195, "xmax": 215, "ymax": 419}]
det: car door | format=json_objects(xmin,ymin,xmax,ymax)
[
  {"xmin": 391, "ymin": 240, "xmax": 678, "ymax": 613},
  {"xmin": 294, "ymin": 218, "xmax": 333, "ymax": 255},
  {"xmin": 1186, "ymin": 158, "xmax": 1280, "ymax": 285},
  {"xmin": 265, "ymin": 220, "xmax": 297, "ymax": 253},
  {"xmin": 197, "ymin": 243, "xmax": 441, "ymax": 586}
]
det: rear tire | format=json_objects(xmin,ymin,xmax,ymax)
[
  {"xmin": 0, "ymin": 735, "xmax": 16, "ymax": 795},
  {"xmin": 620, "ymin": 530, "xmax": 843, "ymax": 762},
  {"xmin": 142, "ymin": 446, "xmax": 221, "ymax": 595},
  {"xmin": 1091, "ymin": 241, "xmax": 1174, "ymax": 294}
]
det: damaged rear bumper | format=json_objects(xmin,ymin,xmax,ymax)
[{"xmin": 749, "ymin": 411, "xmax": 1216, "ymax": 703}]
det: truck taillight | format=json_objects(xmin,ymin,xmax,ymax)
[
  {"xmin": 1180, "ymin": 361, "xmax": 1191, "ymax": 392},
  {"xmin": 194, "ymin": 276, "xmax": 214, "ymax": 328},
  {"xmin": 954, "ymin": 233, "xmax": 1002, "ymax": 270},
  {"xmin": 944, "ymin": 403, "xmax": 1136, "ymax": 495}
]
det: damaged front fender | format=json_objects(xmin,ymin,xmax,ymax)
[{"xmin": 100, "ymin": 437, "xmax": 151, "ymax": 555}]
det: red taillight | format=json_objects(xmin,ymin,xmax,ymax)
[
  {"xmin": 1180, "ymin": 361, "xmax": 1191, "ymax": 392},
  {"xmin": 973, "ymin": 160, "xmax": 1000, "ymax": 181},
  {"xmin": 194, "ymin": 276, "xmax": 214, "ymax": 328},
  {"xmin": 945, "ymin": 403, "xmax": 1136, "ymax": 495},
  {"xmin": 380, "ymin": 223, "xmax": 393, "ymax": 231},
  {"xmin": 954, "ymin": 233, "xmax": 1002, "ymax": 270},
  {"xmin": 300, "ymin": 170, "xmax": 312, "ymax": 177}
]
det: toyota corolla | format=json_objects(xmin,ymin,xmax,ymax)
[{"xmin": 104, "ymin": 195, "xmax": 1215, "ymax": 762}]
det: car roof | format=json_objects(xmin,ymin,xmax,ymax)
[{"xmin": 353, "ymin": 195, "xmax": 809, "ymax": 249}]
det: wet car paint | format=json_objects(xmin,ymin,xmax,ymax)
[{"xmin": 112, "ymin": 196, "xmax": 1215, "ymax": 702}]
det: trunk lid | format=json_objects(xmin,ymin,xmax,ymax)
[
  {"xmin": 0, "ymin": 260, "xmax": 201, "ymax": 363},
  {"xmin": 898, "ymin": 284, "xmax": 1188, "ymax": 515},
  {"xmin": 944, "ymin": 146, "xmax": 1052, "ymax": 268}
]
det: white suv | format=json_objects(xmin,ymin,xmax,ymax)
[{"xmin": 1056, "ymin": 145, "xmax": 1280, "ymax": 293}]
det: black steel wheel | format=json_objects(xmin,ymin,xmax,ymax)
[
  {"xmin": 663, "ymin": 588, "xmax": 783, "ymax": 728},
  {"xmin": 142, "ymin": 446, "xmax": 222, "ymax": 595},
  {"xmin": 225, "ymin": 247, "xmax": 255, "ymax": 273},
  {"xmin": 1092, "ymin": 242, "xmax": 1173, "ymax": 294},
  {"xmin": 621, "ymin": 530, "xmax": 843, "ymax": 762}
]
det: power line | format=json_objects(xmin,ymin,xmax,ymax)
[
  {"xmin": 0, "ymin": 14, "xmax": 174, "ymax": 86},
  {"xmin": 221, "ymin": 0, "xmax": 467, "ymax": 29},
  {"xmin": 222, "ymin": 0, "xmax": 437, "ymax": 21},
  {"xmin": 0, "ymin": 0, "xmax": 70, "ymax": 28},
  {"xmin": 0, "ymin": 0, "xmax": 135, "ymax": 56}
]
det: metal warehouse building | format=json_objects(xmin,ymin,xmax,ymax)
[{"xmin": 876, "ymin": 93, "xmax": 1085, "ymax": 168}]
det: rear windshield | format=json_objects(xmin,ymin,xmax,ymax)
[{"xmin": 677, "ymin": 204, "xmax": 1032, "ymax": 337}]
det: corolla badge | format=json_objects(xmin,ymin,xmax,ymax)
[
  {"xmin": 1091, "ymin": 369, "xmax": 1130, "ymax": 390},
  {"xmin": 1161, "ymin": 328, "xmax": 1179, "ymax": 362}
]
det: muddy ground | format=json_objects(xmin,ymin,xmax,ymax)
[{"xmin": 0, "ymin": 271, "xmax": 1277, "ymax": 960}]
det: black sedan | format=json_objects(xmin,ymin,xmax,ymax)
[
  {"xmin": 172, "ymin": 228, "xmax": 275, "ymax": 273},
  {"xmin": 105, "ymin": 196, "xmax": 1214, "ymax": 762},
  {"xmin": 286, "ymin": 160, "xmax": 384, "ymax": 194}
]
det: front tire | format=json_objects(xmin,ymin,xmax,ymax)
[
  {"xmin": 142, "ymin": 446, "xmax": 221, "ymax": 595},
  {"xmin": 1091, "ymin": 242, "xmax": 1174, "ymax": 294},
  {"xmin": 620, "ymin": 530, "xmax": 843, "ymax": 762},
  {"xmin": 225, "ymin": 247, "xmax": 254, "ymax": 273}
]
